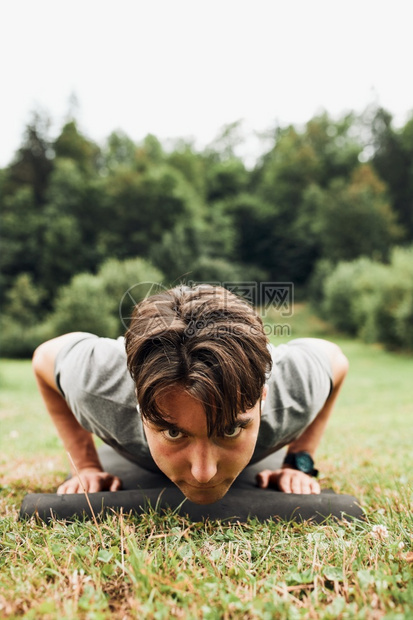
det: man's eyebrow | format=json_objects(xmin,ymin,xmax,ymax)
[
  {"xmin": 232, "ymin": 415, "xmax": 253, "ymax": 427},
  {"xmin": 150, "ymin": 418, "xmax": 193, "ymax": 436},
  {"xmin": 151, "ymin": 415, "xmax": 254, "ymax": 436},
  {"xmin": 221, "ymin": 416, "xmax": 254, "ymax": 432}
]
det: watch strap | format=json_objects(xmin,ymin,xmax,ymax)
[{"xmin": 283, "ymin": 451, "xmax": 319, "ymax": 477}]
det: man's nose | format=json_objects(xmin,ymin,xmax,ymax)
[{"xmin": 189, "ymin": 443, "xmax": 218, "ymax": 484}]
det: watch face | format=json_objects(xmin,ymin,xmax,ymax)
[{"xmin": 295, "ymin": 453, "xmax": 314, "ymax": 474}]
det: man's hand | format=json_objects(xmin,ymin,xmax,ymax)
[
  {"xmin": 256, "ymin": 467, "xmax": 320, "ymax": 494},
  {"xmin": 57, "ymin": 469, "xmax": 122, "ymax": 495}
]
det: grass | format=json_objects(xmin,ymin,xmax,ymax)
[{"xmin": 1, "ymin": 305, "xmax": 412, "ymax": 619}]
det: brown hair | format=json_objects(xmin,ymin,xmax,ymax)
[{"xmin": 125, "ymin": 285, "xmax": 272, "ymax": 436}]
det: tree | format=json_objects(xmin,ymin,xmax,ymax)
[
  {"xmin": 371, "ymin": 107, "xmax": 413, "ymax": 239},
  {"xmin": 39, "ymin": 158, "xmax": 107, "ymax": 295},
  {"xmin": 167, "ymin": 140, "xmax": 207, "ymax": 200},
  {"xmin": 220, "ymin": 193, "xmax": 272, "ymax": 269},
  {"xmin": 204, "ymin": 120, "xmax": 246, "ymax": 161},
  {"xmin": 135, "ymin": 134, "xmax": 165, "ymax": 171},
  {"xmin": 0, "ymin": 111, "xmax": 55, "ymax": 306},
  {"xmin": 5, "ymin": 110, "xmax": 54, "ymax": 205},
  {"xmin": 205, "ymin": 158, "xmax": 249, "ymax": 203},
  {"xmin": 101, "ymin": 130, "xmax": 137, "ymax": 171},
  {"xmin": 98, "ymin": 164, "xmax": 205, "ymax": 261},
  {"xmin": 303, "ymin": 165, "xmax": 402, "ymax": 264},
  {"xmin": 303, "ymin": 112, "xmax": 362, "ymax": 187},
  {"xmin": 0, "ymin": 187, "xmax": 44, "ymax": 305},
  {"xmin": 148, "ymin": 221, "xmax": 204, "ymax": 284},
  {"xmin": 250, "ymin": 114, "xmax": 370, "ymax": 284},
  {"xmin": 40, "ymin": 214, "xmax": 85, "ymax": 295},
  {"xmin": 54, "ymin": 120, "xmax": 100, "ymax": 174},
  {"xmin": 202, "ymin": 121, "xmax": 250, "ymax": 202}
]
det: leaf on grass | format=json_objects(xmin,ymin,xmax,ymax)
[
  {"xmin": 356, "ymin": 569, "xmax": 374, "ymax": 589},
  {"xmin": 97, "ymin": 549, "xmax": 113, "ymax": 563},
  {"xmin": 101, "ymin": 563, "xmax": 115, "ymax": 577},
  {"xmin": 325, "ymin": 596, "xmax": 346, "ymax": 616},
  {"xmin": 177, "ymin": 543, "xmax": 193, "ymax": 560},
  {"xmin": 402, "ymin": 552, "xmax": 413, "ymax": 563},
  {"xmin": 323, "ymin": 567, "xmax": 343, "ymax": 582},
  {"xmin": 285, "ymin": 568, "xmax": 314, "ymax": 585}
]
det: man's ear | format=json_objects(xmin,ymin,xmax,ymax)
[{"xmin": 261, "ymin": 384, "xmax": 268, "ymax": 409}]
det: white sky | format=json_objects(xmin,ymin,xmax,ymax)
[{"xmin": 1, "ymin": 0, "xmax": 412, "ymax": 167}]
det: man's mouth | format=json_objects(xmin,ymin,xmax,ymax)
[{"xmin": 185, "ymin": 482, "xmax": 222, "ymax": 490}]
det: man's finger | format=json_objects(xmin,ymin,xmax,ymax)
[
  {"xmin": 277, "ymin": 473, "xmax": 292, "ymax": 493},
  {"xmin": 256, "ymin": 470, "xmax": 266, "ymax": 488},
  {"xmin": 291, "ymin": 475, "xmax": 306, "ymax": 494},
  {"xmin": 87, "ymin": 478, "xmax": 101, "ymax": 493},
  {"xmin": 110, "ymin": 477, "xmax": 122, "ymax": 491},
  {"xmin": 256, "ymin": 469, "xmax": 274, "ymax": 488},
  {"xmin": 57, "ymin": 480, "xmax": 77, "ymax": 495},
  {"xmin": 309, "ymin": 478, "xmax": 321, "ymax": 494}
]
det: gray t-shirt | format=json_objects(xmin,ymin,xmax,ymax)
[{"xmin": 55, "ymin": 333, "xmax": 333, "ymax": 470}]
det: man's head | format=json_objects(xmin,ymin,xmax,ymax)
[{"xmin": 125, "ymin": 285, "xmax": 272, "ymax": 503}]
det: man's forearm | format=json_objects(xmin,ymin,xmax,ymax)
[
  {"xmin": 286, "ymin": 342, "xmax": 349, "ymax": 458},
  {"xmin": 32, "ymin": 335, "xmax": 122, "ymax": 494},
  {"xmin": 34, "ymin": 372, "xmax": 102, "ymax": 473},
  {"xmin": 286, "ymin": 380, "xmax": 344, "ymax": 457}
]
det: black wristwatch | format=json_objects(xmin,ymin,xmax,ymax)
[{"xmin": 283, "ymin": 451, "xmax": 319, "ymax": 477}]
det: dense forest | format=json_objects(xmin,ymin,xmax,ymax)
[{"xmin": 1, "ymin": 105, "xmax": 412, "ymax": 355}]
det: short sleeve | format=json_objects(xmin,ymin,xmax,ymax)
[
  {"xmin": 272, "ymin": 338, "xmax": 333, "ymax": 410},
  {"xmin": 251, "ymin": 338, "xmax": 333, "ymax": 462},
  {"xmin": 54, "ymin": 333, "xmax": 154, "ymax": 467}
]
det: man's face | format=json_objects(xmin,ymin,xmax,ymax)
[{"xmin": 143, "ymin": 386, "xmax": 263, "ymax": 505}]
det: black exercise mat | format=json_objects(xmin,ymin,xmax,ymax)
[{"xmin": 19, "ymin": 446, "xmax": 364, "ymax": 523}]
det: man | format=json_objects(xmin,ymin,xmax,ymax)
[{"xmin": 33, "ymin": 285, "xmax": 348, "ymax": 505}]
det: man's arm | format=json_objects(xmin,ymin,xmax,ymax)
[
  {"xmin": 257, "ymin": 339, "xmax": 349, "ymax": 494},
  {"xmin": 32, "ymin": 334, "xmax": 122, "ymax": 494}
]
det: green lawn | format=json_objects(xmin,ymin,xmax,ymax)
[{"xmin": 1, "ymin": 306, "xmax": 412, "ymax": 619}]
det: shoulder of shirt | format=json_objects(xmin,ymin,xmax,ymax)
[{"xmin": 266, "ymin": 339, "xmax": 318, "ymax": 375}]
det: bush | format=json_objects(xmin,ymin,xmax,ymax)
[
  {"xmin": 0, "ymin": 316, "xmax": 56, "ymax": 359},
  {"xmin": 50, "ymin": 272, "xmax": 120, "ymax": 337},
  {"xmin": 3, "ymin": 273, "xmax": 45, "ymax": 326},
  {"xmin": 0, "ymin": 273, "xmax": 51, "ymax": 358},
  {"xmin": 319, "ymin": 246, "xmax": 413, "ymax": 351},
  {"xmin": 307, "ymin": 259, "xmax": 334, "ymax": 315},
  {"xmin": 0, "ymin": 257, "xmax": 165, "ymax": 357},
  {"xmin": 187, "ymin": 256, "xmax": 258, "ymax": 284},
  {"xmin": 321, "ymin": 258, "xmax": 382, "ymax": 335},
  {"xmin": 50, "ymin": 257, "xmax": 164, "ymax": 337},
  {"xmin": 369, "ymin": 246, "xmax": 413, "ymax": 349},
  {"xmin": 394, "ymin": 291, "xmax": 413, "ymax": 350}
]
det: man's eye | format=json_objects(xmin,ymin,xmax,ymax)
[
  {"xmin": 223, "ymin": 425, "xmax": 243, "ymax": 438},
  {"xmin": 162, "ymin": 428, "xmax": 184, "ymax": 440}
]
